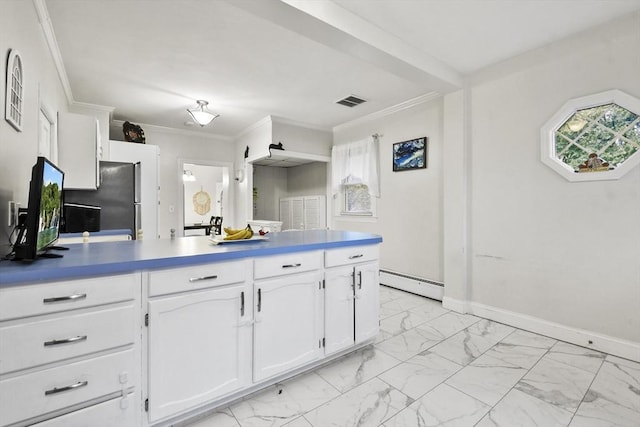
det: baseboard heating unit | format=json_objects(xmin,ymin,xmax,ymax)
[{"xmin": 379, "ymin": 270, "xmax": 444, "ymax": 301}]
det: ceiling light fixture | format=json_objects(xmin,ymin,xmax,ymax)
[{"xmin": 187, "ymin": 100, "xmax": 219, "ymax": 127}]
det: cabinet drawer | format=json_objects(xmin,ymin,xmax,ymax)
[
  {"xmin": 0, "ymin": 273, "xmax": 138, "ymax": 321},
  {"xmin": 148, "ymin": 259, "xmax": 250, "ymax": 297},
  {"xmin": 0, "ymin": 305, "xmax": 135, "ymax": 375},
  {"xmin": 32, "ymin": 390, "xmax": 138, "ymax": 427},
  {"xmin": 325, "ymin": 245, "xmax": 379, "ymax": 268},
  {"xmin": 0, "ymin": 349, "xmax": 134, "ymax": 427},
  {"xmin": 254, "ymin": 251, "xmax": 323, "ymax": 279}
]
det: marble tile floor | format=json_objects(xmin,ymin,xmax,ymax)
[{"xmin": 184, "ymin": 285, "xmax": 640, "ymax": 427}]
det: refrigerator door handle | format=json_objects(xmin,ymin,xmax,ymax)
[
  {"xmin": 134, "ymin": 162, "xmax": 142, "ymax": 204},
  {"xmin": 134, "ymin": 203, "xmax": 142, "ymax": 240}
]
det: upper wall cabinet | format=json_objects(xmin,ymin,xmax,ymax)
[{"xmin": 57, "ymin": 112, "xmax": 101, "ymax": 189}]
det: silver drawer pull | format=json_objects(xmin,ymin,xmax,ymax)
[
  {"xmin": 189, "ymin": 275, "xmax": 218, "ymax": 283},
  {"xmin": 44, "ymin": 335, "xmax": 87, "ymax": 347},
  {"xmin": 282, "ymin": 263, "xmax": 301, "ymax": 268},
  {"xmin": 349, "ymin": 254, "xmax": 364, "ymax": 259},
  {"xmin": 43, "ymin": 293, "xmax": 87, "ymax": 304},
  {"xmin": 45, "ymin": 381, "xmax": 88, "ymax": 396}
]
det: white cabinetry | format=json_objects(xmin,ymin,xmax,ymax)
[
  {"xmin": 146, "ymin": 260, "xmax": 252, "ymax": 423},
  {"xmin": 324, "ymin": 246, "xmax": 380, "ymax": 355},
  {"xmin": 0, "ymin": 273, "xmax": 140, "ymax": 427},
  {"xmin": 279, "ymin": 195, "xmax": 325, "ymax": 230},
  {"xmin": 57, "ymin": 112, "xmax": 101, "ymax": 189},
  {"xmin": 109, "ymin": 141, "xmax": 160, "ymax": 239},
  {"xmin": 253, "ymin": 253, "xmax": 324, "ymax": 382}
]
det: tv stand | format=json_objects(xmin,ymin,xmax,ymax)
[{"xmin": 48, "ymin": 245, "xmax": 69, "ymax": 251}]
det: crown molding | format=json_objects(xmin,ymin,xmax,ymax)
[
  {"xmin": 111, "ymin": 119, "xmax": 234, "ymax": 142},
  {"xmin": 234, "ymin": 115, "xmax": 273, "ymax": 140},
  {"xmin": 333, "ymin": 92, "xmax": 442, "ymax": 133},
  {"xmin": 270, "ymin": 115, "xmax": 332, "ymax": 133},
  {"xmin": 33, "ymin": 0, "xmax": 74, "ymax": 105}
]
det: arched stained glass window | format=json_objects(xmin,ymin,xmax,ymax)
[{"xmin": 5, "ymin": 50, "xmax": 24, "ymax": 132}]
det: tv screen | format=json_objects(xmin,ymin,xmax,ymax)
[{"xmin": 13, "ymin": 157, "xmax": 65, "ymax": 261}]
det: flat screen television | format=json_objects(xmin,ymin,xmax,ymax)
[{"xmin": 13, "ymin": 157, "xmax": 65, "ymax": 261}]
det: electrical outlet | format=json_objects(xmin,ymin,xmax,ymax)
[{"xmin": 8, "ymin": 201, "xmax": 20, "ymax": 227}]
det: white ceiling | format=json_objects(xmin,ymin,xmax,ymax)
[{"xmin": 44, "ymin": 0, "xmax": 640, "ymax": 139}]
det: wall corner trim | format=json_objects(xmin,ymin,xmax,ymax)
[{"xmin": 33, "ymin": 0, "xmax": 74, "ymax": 105}]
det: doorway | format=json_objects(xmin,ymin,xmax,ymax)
[{"xmin": 178, "ymin": 160, "xmax": 233, "ymax": 237}]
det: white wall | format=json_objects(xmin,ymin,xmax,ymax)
[
  {"xmin": 0, "ymin": 1, "xmax": 69, "ymax": 250},
  {"xmin": 445, "ymin": 12, "xmax": 640, "ymax": 356},
  {"xmin": 253, "ymin": 165, "xmax": 287, "ymax": 221},
  {"xmin": 333, "ymin": 98, "xmax": 444, "ymax": 283}
]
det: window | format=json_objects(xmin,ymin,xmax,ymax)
[
  {"xmin": 331, "ymin": 137, "xmax": 380, "ymax": 217},
  {"xmin": 541, "ymin": 90, "xmax": 640, "ymax": 182},
  {"xmin": 344, "ymin": 183, "xmax": 373, "ymax": 215},
  {"xmin": 5, "ymin": 50, "xmax": 24, "ymax": 132}
]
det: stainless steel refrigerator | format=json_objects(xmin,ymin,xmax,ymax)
[{"xmin": 63, "ymin": 161, "xmax": 141, "ymax": 238}]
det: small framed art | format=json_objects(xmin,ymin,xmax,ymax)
[{"xmin": 393, "ymin": 137, "xmax": 427, "ymax": 171}]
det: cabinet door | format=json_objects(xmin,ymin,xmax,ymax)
[
  {"xmin": 253, "ymin": 271, "xmax": 323, "ymax": 382},
  {"xmin": 324, "ymin": 266, "xmax": 355, "ymax": 355},
  {"xmin": 57, "ymin": 112, "xmax": 99, "ymax": 190},
  {"xmin": 147, "ymin": 283, "xmax": 252, "ymax": 422},
  {"xmin": 303, "ymin": 196, "xmax": 326, "ymax": 230},
  {"xmin": 355, "ymin": 262, "xmax": 380, "ymax": 344}
]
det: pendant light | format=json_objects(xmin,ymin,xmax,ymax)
[{"xmin": 187, "ymin": 100, "xmax": 219, "ymax": 127}]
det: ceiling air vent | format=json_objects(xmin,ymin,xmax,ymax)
[{"xmin": 336, "ymin": 95, "xmax": 367, "ymax": 108}]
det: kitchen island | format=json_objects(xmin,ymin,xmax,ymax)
[{"xmin": 0, "ymin": 230, "xmax": 382, "ymax": 427}]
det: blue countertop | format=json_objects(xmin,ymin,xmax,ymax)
[{"xmin": 0, "ymin": 230, "xmax": 382, "ymax": 286}]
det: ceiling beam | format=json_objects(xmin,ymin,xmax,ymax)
[{"xmin": 229, "ymin": 0, "xmax": 463, "ymax": 94}]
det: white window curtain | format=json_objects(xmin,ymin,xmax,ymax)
[{"xmin": 331, "ymin": 136, "xmax": 380, "ymax": 197}]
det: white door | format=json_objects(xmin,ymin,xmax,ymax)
[
  {"xmin": 324, "ymin": 266, "xmax": 355, "ymax": 355},
  {"xmin": 147, "ymin": 284, "xmax": 252, "ymax": 422},
  {"xmin": 355, "ymin": 262, "xmax": 380, "ymax": 344},
  {"xmin": 253, "ymin": 271, "xmax": 323, "ymax": 382}
]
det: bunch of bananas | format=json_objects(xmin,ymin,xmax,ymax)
[{"xmin": 223, "ymin": 225, "xmax": 254, "ymax": 240}]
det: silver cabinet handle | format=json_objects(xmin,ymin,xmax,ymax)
[
  {"xmin": 257, "ymin": 288, "xmax": 262, "ymax": 312},
  {"xmin": 358, "ymin": 271, "xmax": 363, "ymax": 289},
  {"xmin": 45, "ymin": 381, "xmax": 88, "ymax": 396},
  {"xmin": 282, "ymin": 263, "xmax": 301, "ymax": 268},
  {"xmin": 349, "ymin": 254, "xmax": 364, "ymax": 259},
  {"xmin": 43, "ymin": 293, "xmax": 87, "ymax": 304},
  {"xmin": 44, "ymin": 335, "xmax": 87, "ymax": 347},
  {"xmin": 240, "ymin": 291, "xmax": 245, "ymax": 316},
  {"xmin": 189, "ymin": 274, "xmax": 218, "ymax": 283}
]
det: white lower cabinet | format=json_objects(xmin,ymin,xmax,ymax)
[
  {"xmin": 33, "ymin": 390, "xmax": 139, "ymax": 427},
  {"xmin": 325, "ymin": 245, "xmax": 380, "ymax": 355},
  {"xmin": 354, "ymin": 262, "xmax": 380, "ymax": 343},
  {"xmin": 146, "ymin": 283, "xmax": 252, "ymax": 423},
  {"xmin": 0, "ymin": 273, "xmax": 140, "ymax": 427},
  {"xmin": 253, "ymin": 271, "xmax": 324, "ymax": 382}
]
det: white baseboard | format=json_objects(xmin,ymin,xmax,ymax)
[
  {"xmin": 380, "ymin": 270, "xmax": 444, "ymax": 301},
  {"xmin": 443, "ymin": 297, "xmax": 640, "ymax": 363},
  {"xmin": 442, "ymin": 296, "xmax": 469, "ymax": 313}
]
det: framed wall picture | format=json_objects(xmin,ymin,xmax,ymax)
[
  {"xmin": 5, "ymin": 49, "xmax": 24, "ymax": 132},
  {"xmin": 393, "ymin": 137, "xmax": 427, "ymax": 171}
]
